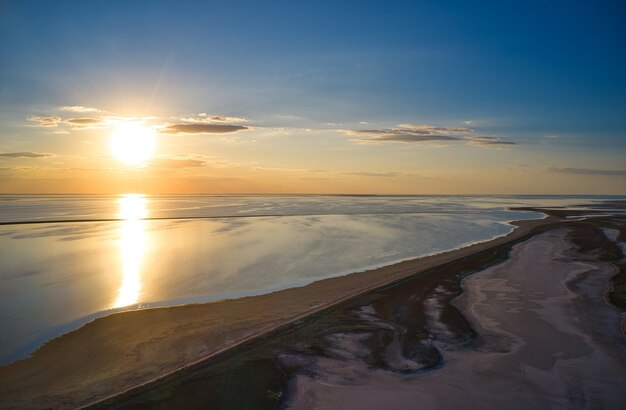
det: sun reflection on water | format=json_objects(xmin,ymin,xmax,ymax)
[{"xmin": 113, "ymin": 194, "xmax": 148, "ymax": 308}]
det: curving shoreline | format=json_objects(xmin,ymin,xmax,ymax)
[
  {"xmin": 1, "ymin": 208, "xmax": 624, "ymax": 409},
  {"xmin": 1, "ymin": 212, "xmax": 537, "ymax": 366},
  {"xmin": 282, "ymin": 227, "xmax": 626, "ymax": 409}
]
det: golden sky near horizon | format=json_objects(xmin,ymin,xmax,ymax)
[{"xmin": 0, "ymin": 106, "xmax": 624, "ymax": 195}]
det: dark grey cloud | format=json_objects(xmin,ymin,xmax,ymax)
[
  {"xmin": 549, "ymin": 167, "xmax": 626, "ymax": 176},
  {"xmin": 0, "ymin": 152, "xmax": 54, "ymax": 158},
  {"xmin": 162, "ymin": 123, "xmax": 249, "ymax": 134},
  {"xmin": 28, "ymin": 116, "xmax": 61, "ymax": 127},
  {"xmin": 150, "ymin": 158, "xmax": 206, "ymax": 168}
]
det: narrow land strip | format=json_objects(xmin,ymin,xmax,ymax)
[{"xmin": 1, "ymin": 210, "xmax": 624, "ymax": 409}]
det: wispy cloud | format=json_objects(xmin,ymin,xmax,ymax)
[
  {"xmin": 548, "ymin": 166, "xmax": 626, "ymax": 176},
  {"xmin": 398, "ymin": 124, "xmax": 473, "ymax": 134},
  {"xmin": 28, "ymin": 116, "xmax": 61, "ymax": 127},
  {"xmin": 541, "ymin": 135, "xmax": 560, "ymax": 144},
  {"xmin": 180, "ymin": 113, "xmax": 248, "ymax": 123},
  {"xmin": 345, "ymin": 123, "xmax": 515, "ymax": 147},
  {"xmin": 465, "ymin": 136, "xmax": 516, "ymax": 146},
  {"xmin": 64, "ymin": 117, "xmax": 107, "ymax": 127},
  {"xmin": 161, "ymin": 123, "xmax": 249, "ymax": 134},
  {"xmin": 345, "ymin": 124, "xmax": 467, "ymax": 143},
  {"xmin": 28, "ymin": 112, "xmax": 155, "ymax": 131},
  {"xmin": 0, "ymin": 152, "xmax": 54, "ymax": 158},
  {"xmin": 60, "ymin": 105, "xmax": 102, "ymax": 113}
]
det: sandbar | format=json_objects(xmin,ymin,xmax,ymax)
[{"xmin": 1, "ymin": 210, "xmax": 624, "ymax": 409}]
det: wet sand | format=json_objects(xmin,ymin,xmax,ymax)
[
  {"xmin": 2, "ymin": 210, "xmax": 625, "ymax": 409},
  {"xmin": 285, "ymin": 229, "xmax": 626, "ymax": 409},
  {"xmin": 0, "ymin": 217, "xmax": 556, "ymax": 409}
]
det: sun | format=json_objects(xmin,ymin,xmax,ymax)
[{"xmin": 109, "ymin": 122, "xmax": 156, "ymax": 166}]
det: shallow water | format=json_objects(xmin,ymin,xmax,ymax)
[{"xmin": 0, "ymin": 194, "xmax": 620, "ymax": 363}]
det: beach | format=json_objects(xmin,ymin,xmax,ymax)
[{"xmin": 0, "ymin": 207, "xmax": 624, "ymax": 409}]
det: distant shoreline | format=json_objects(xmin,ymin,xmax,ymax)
[{"xmin": 0, "ymin": 209, "xmax": 543, "ymax": 226}]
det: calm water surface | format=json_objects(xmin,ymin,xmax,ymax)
[{"xmin": 0, "ymin": 194, "xmax": 620, "ymax": 363}]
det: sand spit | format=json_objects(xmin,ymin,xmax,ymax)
[
  {"xmin": 0, "ymin": 217, "xmax": 555, "ymax": 409},
  {"xmin": 2, "ymin": 209, "xmax": 625, "ymax": 409}
]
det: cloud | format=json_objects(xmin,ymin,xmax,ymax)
[
  {"xmin": 345, "ymin": 123, "xmax": 515, "ymax": 146},
  {"xmin": 60, "ymin": 106, "xmax": 102, "ymax": 113},
  {"xmin": 180, "ymin": 114, "xmax": 248, "ymax": 123},
  {"xmin": 161, "ymin": 123, "xmax": 249, "ymax": 134},
  {"xmin": 149, "ymin": 158, "xmax": 205, "ymax": 168},
  {"xmin": 345, "ymin": 124, "xmax": 473, "ymax": 143},
  {"xmin": 375, "ymin": 134, "xmax": 460, "ymax": 142},
  {"xmin": 0, "ymin": 152, "xmax": 54, "ymax": 158},
  {"xmin": 548, "ymin": 167, "xmax": 626, "ymax": 176},
  {"xmin": 398, "ymin": 124, "xmax": 473, "ymax": 134},
  {"xmin": 210, "ymin": 115, "xmax": 247, "ymax": 123},
  {"xmin": 28, "ymin": 116, "xmax": 61, "ymax": 127},
  {"xmin": 465, "ymin": 136, "xmax": 516, "ymax": 146},
  {"xmin": 65, "ymin": 117, "xmax": 106, "ymax": 127},
  {"xmin": 541, "ymin": 135, "xmax": 560, "ymax": 144}
]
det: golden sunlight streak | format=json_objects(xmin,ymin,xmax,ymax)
[
  {"xmin": 109, "ymin": 122, "xmax": 156, "ymax": 166},
  {"xmin": 113, "ymin": 194, "xmax": 148, "ymax": 308}
]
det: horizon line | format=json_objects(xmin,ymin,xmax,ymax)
[{"xmin": 1, "ymin": 193, "xmax": 626, "ymax": 197}]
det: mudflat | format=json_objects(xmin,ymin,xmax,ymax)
[
  {"xmin": 94, "ymin": 208, "xmax": 625, "ymax": 409},
  {"xmin": 285, "ymin": 229, "xmax": 626, "ymax": 409},
  {"xmin": 0, "ymin": 217, "xmax": 554, "ymax": 409},
  {"xmin": 2, "ymin": 210, "xmax": 626, "ymax": 409}
]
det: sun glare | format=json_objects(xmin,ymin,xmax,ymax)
[
  {"xmin": 109, "ymin": 122, "xmax": 156, "ymax": 166},
  {"xmin": 113, "ymin": 194, "xmax": 148, "ymax": 308}
]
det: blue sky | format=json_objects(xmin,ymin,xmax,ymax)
[{"xmin": 0, "ymin": 1, "xmax": 625, "ymax": 194}]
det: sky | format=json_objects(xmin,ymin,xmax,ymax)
[{"xmin": 0, "ymin": 0, "xmax": 625, "ymax": 194}]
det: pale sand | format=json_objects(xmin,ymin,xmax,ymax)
[
  {"xmin": 285, "ymin": 229, "xmax": 626, "ymax": 409},
  {"xmin": 0, "ymin": 217, "xmax": 555, "ymax": 409}
]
